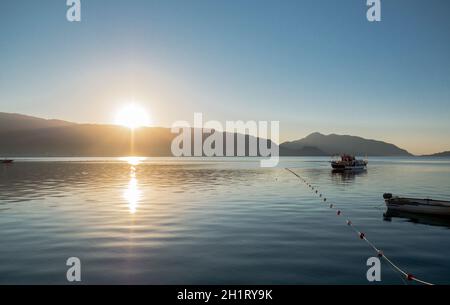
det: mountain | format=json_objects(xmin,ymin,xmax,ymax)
[
  {"xmin": 421, "ymin": 151, "xmax": 450, "ymax": 157},
  {"xmin": 0, "ymin": 112, "xmax": 73, "ymax": 132},
  {"xmin": 280, "ymin": 132, "xmax": 412, "ymax": 156},
  {"xmin": 280, "ymin": 145, "xmax": 327, "ymax": 156},
  {"xmin": 0, "ymin": 123, "xmax": 175, "ymax": 157},
  {"xmin": 0, "ymin": 112, "xmax": 285, "ymax": 157},
  {"xmin": 0, "ymin": 113, "xmax": 417, "ymax": 157}
]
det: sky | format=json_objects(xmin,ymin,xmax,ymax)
[{"xmin": 0, "ymin": 0, "xmax": 449, "ymax": 154}]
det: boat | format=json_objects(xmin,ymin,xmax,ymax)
[
  {"xmin": 330, "ymin": 155, "xmax": 367, "ymax": 171},
  {"xmin": 2, "ymin": 159, "xmax": 14, "ymax": 164},
  {"xmin": 383, "ymin": 193, "xmax": 450, "ymax": 216}
]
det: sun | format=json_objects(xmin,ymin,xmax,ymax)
[{"xmin": 115, "ymin": 104, "xmax": 151, "ymax": 129}]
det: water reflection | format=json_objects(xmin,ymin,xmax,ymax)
[
  {"xmin": 330, "ymin": 170, "xmax": 367, "ymax": 185},
  {"xmin": 383, "ymin": 209, "xmax": 450, "ymax": 229},
  {"xmin": 124, "ymin": 166, "xmax": 141, "ymax": 214},
  {"xmin": 122, "ymin": 156, "xmax": 144, "ymax": 214},
  {"xmin": 2, "ymin": 158, "xmax": 450, "ymax": 284}
]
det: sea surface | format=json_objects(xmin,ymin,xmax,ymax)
[{"xmin": 1, "ymin": 157, "xmax": 450, "ymax": 284}]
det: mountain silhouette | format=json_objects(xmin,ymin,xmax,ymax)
[
  {"xmin": 280, "ymin": 132, "xmax": 412, "ymax": 156},
  {"xmin": 0, "ymin": 112, "xmax": 279, "ymax": 157},
  {"xmin": 421, "ymin": 151, "xmax": 450, "ymax": 157},
  {"xmin": 0, "ymin": 113, "xmax": 418, "ymax": 157}
]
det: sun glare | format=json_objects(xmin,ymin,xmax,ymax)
[
  {"xmin": 115, "ymin": 104, "xmax": 150, "ymax": 129},
  {"xmin": 120, "ymin": 156, "xmax": 145, "ymax": 166}
]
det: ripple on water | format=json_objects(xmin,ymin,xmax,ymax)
[{"xmin": 1, "ymin": 158, "xmax": 450, "ymax": 284}]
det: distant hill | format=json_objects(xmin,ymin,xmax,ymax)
[
  {"xmin": 280, "ymin": 132, "xmax": 412, "ymax": 156},
  {"xmin": 421, "ymin": 151, "xmax": 450, "ymax": 157},
  {"xmin": 0, "ymin": 113, "xmax": 421, "ymax": 157},
  {"xmin": 0, "ymin": 123, "xmax": 174, "ymax": 157},
  {"xmin": 280, "ymin": 145, "xmax": 327, "ymax": 156},
  {"xmin": 0, "ymin": 112, "xmax": 73, "ymax": 133},
  {"xmin": 0, "ymin": 113, "xmax": 285, "ymax": 157}
]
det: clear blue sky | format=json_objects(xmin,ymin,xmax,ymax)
[{"xmin": 1, "ymin": 0, "xmax": 449, "ymax": 154}]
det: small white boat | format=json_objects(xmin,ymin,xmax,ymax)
[
  {"xmin": 330, "ymin": 155, "xmax": 367, "ymax": 171},
  {"xmin": 383, "ymin": 193, "xmax": 450, "ymax": 216}
]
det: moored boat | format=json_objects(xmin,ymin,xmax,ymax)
[
  {"xmin": 330, "ymin": 154, "xmax": 367, "ymax": 171},
  {"xmin": 383, "ymin": 193, "xmax": 450, "ymax": 216},
  {"xmin": 2, "ymin": 159, "xmax": 14, "ymax": 164}
]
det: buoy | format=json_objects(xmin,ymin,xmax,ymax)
[{"xmin": 284, "ymin": 168, "xmax": 434, "ymax": 286}]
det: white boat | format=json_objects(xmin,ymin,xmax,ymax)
[
  {"xmin": 383, "ymin": 193, "xmax": 450, "ymax": 216},
  {"xmin": 330, "ymin": 155, "xmax": 367, "ymax": 171}
]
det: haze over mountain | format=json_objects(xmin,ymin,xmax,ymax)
[{"xmin": 0, "ymin": 112, "xmax": 425, "ymax": 157}]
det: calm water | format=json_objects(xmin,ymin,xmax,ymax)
[{"xmin": 1, "ymin": 157, "xmax": 450, "ymax": 284}]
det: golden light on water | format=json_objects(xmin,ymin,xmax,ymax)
[
  {"xmin": 122, "ymin": 158, "xmax": 144, "ymax": 214},
  {"xmin": 120, "ymin": 157, "xmax": 146, "ymax": 166},
  {"xmin": 124, "ymin": 175, "xmax": 140, "ymax": 214},
  {"xmin": 115, "ymin": 104, "xmax": 151, "ymax": 129}
]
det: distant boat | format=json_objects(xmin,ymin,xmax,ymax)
[
  {"xmin": 330, "ymin": 155, "xmax": 367, "ymax": 171},
  {"xmin": 383, "ymin": 193, "xmax": 450, "ymax": 216},
  {"xmin": 2, "ymin": 159, "xmax": 14, "ymax": 164}
]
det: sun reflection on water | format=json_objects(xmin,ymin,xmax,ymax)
[
  {"xmin": 120, "ymin": 157, "xmax": 146, "ymax": 166},
  {"xmin": 122, "ymin": 159, "xmax": 143, "ymax": 214}
]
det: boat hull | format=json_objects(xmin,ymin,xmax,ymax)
[
  {"xmin": 385, "ymin": 197, "xmax": 450, "ymax": 216},
  {"xmin": 331, "ymin": 163, "xmax": 366, "ymax": 171}
]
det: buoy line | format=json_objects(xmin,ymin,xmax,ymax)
[{"xmin": 285, "ymin": 168, "xmax": 434, "ymax": 286}]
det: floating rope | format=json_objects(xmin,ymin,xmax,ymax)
[{"xmin": 285, "ymin": 168, "xmax": 434, "ymax": 286}]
